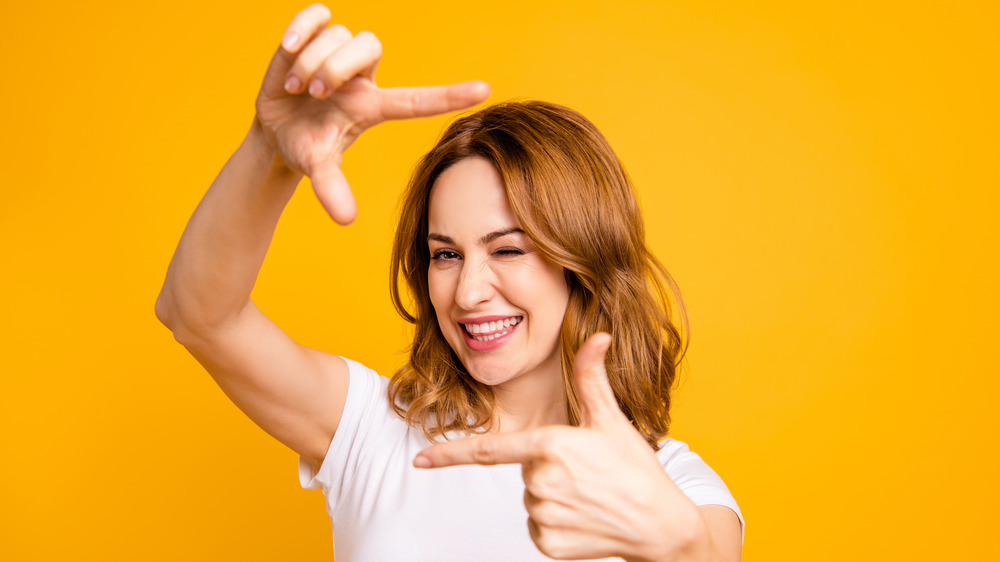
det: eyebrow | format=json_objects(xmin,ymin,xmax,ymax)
[{"xmin": 427, "ymin": 227, "xmax": 525, "ymax": 245}]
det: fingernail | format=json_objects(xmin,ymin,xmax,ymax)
[
  {"xmin": 281, "ymin": 31, "xmax": 299, "ymax": 51},
  {"xmin": 284, "ymin": 75, "xmax": 302, "ymax": 93},
  {"xmin": 413, "ymin": 455, "xmax": 432, "ymax": 469},
  {"xmin": 309, "ymin": 79, "xmax": 326, "ymax": 98}
]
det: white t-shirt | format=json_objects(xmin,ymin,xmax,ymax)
[{"xmin": 300, "ymin": 358, "xmax": 743, "ymax": 561}]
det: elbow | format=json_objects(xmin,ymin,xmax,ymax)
[
  {"xmin": 155, "ymin": 290, "xmax": 194, "ymax": 346},
  {"xmin": 154, "ymin": 289, "xmax": 229, "ymax": 350},
  {"xmin": 155, "ymin": 290, "xmax": 174, "ymax": 331},
  {"xmin": 154, "ymin": 295, "xmax": 200, "ymax": 349}
]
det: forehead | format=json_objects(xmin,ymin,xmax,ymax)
[{"xmin": 427, "ymin": 157, "xmax": 519, "ymax": 237}]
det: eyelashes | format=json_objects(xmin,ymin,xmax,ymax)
[
  {"xmin": 431, "ymin": 249, "xmax": 460, "ymax": 261},
  {"xmin": 494, "ymin": 247, "xmax": 525, "ymax": 256},
  {"xmin": 430, "ymin": 247, "xmax": 525, "ymax": 261}
]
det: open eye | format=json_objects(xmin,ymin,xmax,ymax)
[{"xmin": 431, "ymin": 249, "xmax": 461, "ymax": 261}]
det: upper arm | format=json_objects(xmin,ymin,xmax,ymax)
[
  {"xmin": 175, "ymin": 300, "xmax": 349, "ymax": 469},
  {"xmin": 698, "ymin": 505, "xmax": 743, "ymax": 562}
]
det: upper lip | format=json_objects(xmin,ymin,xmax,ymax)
[{"xmin": 457, "ymin": 314, "xmax": 522, "ymax": 324}]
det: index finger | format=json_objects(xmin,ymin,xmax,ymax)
[
  {"xmin": 378, "ymin": 81, "xmax": 490, "ymax": 121},
  {"xmin": 414, "ymin": 430, "xmax": 541, "ymax": 468}
]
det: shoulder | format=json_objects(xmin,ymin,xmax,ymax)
[
  {"xmin": 338, "ymin": 357, "xmax": 394, "ymax": 420},
  {"xmin": 655, "ymin": 437, "xmax": 727, "ymax": 488},
  {"xmin": 299, "ymin": 358, "xmax": 411, "ymax": 492},
  {"xmin": 341, "ymin": 357, "xmax": 387, "ymax": 388},
  {"xmin": 655, "ymin": 436, "xmax": 702, "ymax": 465},
  {"xmin": 655, "ymin": 437, "xmax": 744, "ymax": 528}
]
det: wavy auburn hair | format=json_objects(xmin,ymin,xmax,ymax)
[{"xmin": 389, "ymin": 101, "xmax": 687, "ymax": 449}]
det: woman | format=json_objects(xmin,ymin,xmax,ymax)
[{"xmin": 156, "ymin": 4, "xmax": 743, "ymax": 560}]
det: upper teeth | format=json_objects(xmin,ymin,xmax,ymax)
[{"xmin": 463, "ymin": 317, "xmax": 522, "ymax": 335}]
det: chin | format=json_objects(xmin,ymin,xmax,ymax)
[{"xmin": 460, "ymin": 358, "xmax": 516, "ymax": 387}]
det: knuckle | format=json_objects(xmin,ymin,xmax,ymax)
[
  {"xmin": 532, "ymin": 528, "xmax": 569, "ymax": 559},
  {"xmin": 319, "ymin": 61, "xmax": 350, "ymax": 86},
  {"xmin": 356, "ymin": 30, "xmax": 383, "ymax": 54},
  {"xmin": 294, "ymin": 4, "xmax": 330, "ymax": 30},
  {"xmin": 534, "ymin": 428, "xmax": 564, "ymax": 459},
  {"xmin": 290, "ymin": 44, "xmax": 325, "ymax": 75},
  {"xmin": 527, "ymin": 500, "xmax": 558, "ymax": 527},
  {"xmin": 309, "ymin": 3, "xmax": 331, "ymax": 16},
  {"xmin": 408, "ymin": 89, "xmax": 423, "ymax": 113},
  {"xmin": 525, "ymin": 473, "xmax": 554, "ymax": 499},
  {"xmin": 471, "ymin": 440, "xmax": 496, "ymax": 464},
  {"xmin": 329, "ymin": 24, "xmax": 352, "ymax": 40}
]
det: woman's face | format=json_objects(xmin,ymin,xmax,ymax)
[{"xmin": 427, "ymin": 157, "xmax": 570, "ymax": 391}]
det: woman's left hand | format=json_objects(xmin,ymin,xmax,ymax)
[{"xmin": 414, "ymin": 333, "xmax": 717, "ymax": 561}]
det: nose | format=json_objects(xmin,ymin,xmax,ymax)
[{"xmin": 454, "ymin": 257, "xmax": 496, "ymax": 310}]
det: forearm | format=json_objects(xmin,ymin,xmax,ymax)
[{"xmin": 156, "ymin": 119, "xmax": 302, "ymax": 337}]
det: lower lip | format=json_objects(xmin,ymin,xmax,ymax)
[{"xmin": 462, "ymin": 322, "xmax": 520, "ymax": 352}]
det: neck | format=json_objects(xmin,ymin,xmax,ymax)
[{"xmin": 491, "ymin": 367, "xmax": 569, "ymax": 433}]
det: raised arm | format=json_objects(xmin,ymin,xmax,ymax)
[{"xmin": 155, "ymin": 4, "xmax": 488, "ymax": 469}]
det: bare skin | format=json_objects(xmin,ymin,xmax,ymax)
[
  {"xmin": 155, "ymin": 3, "xmax": 489, "ymax": 469},
  {"xmin": 417, "ymin": 334, "xmax": 742, "ymax": 562},
  {"xmin": 156, "ymin": 4, "xmax": 741, "ymax": 560}
]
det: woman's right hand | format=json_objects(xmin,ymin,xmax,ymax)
[{"xmin": 254, "ymin": 4, "xmax": 489, "ymax": 225}]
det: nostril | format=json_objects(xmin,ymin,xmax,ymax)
[{"xmin": 454, "ymin": 269, "xmax": 495, "ymax": 308}]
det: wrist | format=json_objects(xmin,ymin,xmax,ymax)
[
  {"xmin": 624, "ymin": 504, "xmax": 717, "ymax": 562},
  {"xmin": 246, "ymin": 117, "xmax": 300, "ymax": 182}
]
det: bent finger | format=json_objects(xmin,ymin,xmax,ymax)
[
  {"xmin": 280, "ymin": 3, "xmax": 332, "ymax": 54},
  {"xmin": 310, "ymin": 31, "xmax": 383, "ymax": 98},
  {"xmin": 525, "ymin": 497, "xmax": 584, "ymax": 533},
  {"xmin": 379, "ymin": 81, "xmax": 490, "ymax": 121},
  {"xmin": 530, "ymin": 526, "xmax": 620, "ymax": 561},
  {"xmin": 286, "ymin": 23, "xmax": 354, "ymax": 95}
]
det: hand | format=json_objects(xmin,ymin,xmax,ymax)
[
  {"xmin": 414, "ymin": 333, "xmax": 708, "ymax": 561},
  {"xmin": 254, "ymin": 4, "xmax": 490, "ymax": 225}
]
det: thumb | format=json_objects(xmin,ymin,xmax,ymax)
[
  {"xmin": 308, "ymin": 163, "xmax": 358, "ymax": 225},
  {"xmin": 574, "ymin": 332, "xmax": 625, "ymax": 428}
]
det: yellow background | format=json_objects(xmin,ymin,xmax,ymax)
[{"xmin": 1, "ymin": 0, "xmax": 997, "ymax": 560}]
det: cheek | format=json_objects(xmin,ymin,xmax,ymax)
[
  {"xmin": 427, "ymin": 270, "xmax": 454, "ymax": 320},
  {"xmin": 545, "ymin": 283, "xmax": 571, "ymax": 328},
  {"xmin": 503, "ymin": 264, "xmax": 570, "ymax": 319},
  {"xmin": 539, "ymin": 267, "xmax": 571, "ymax": 325}
]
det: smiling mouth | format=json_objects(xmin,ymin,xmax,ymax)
[{"xmin": 460, "ymin": 316, "xmax": 523, "ymax": 342}]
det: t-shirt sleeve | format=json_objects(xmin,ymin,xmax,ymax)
[
  {"xmin": 297, "ymin": 358, "xmax": 389, "ymax": 505},
  {"xmin": 658, "ymin": 439, "xmax": 745, "ymax": 538}
]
